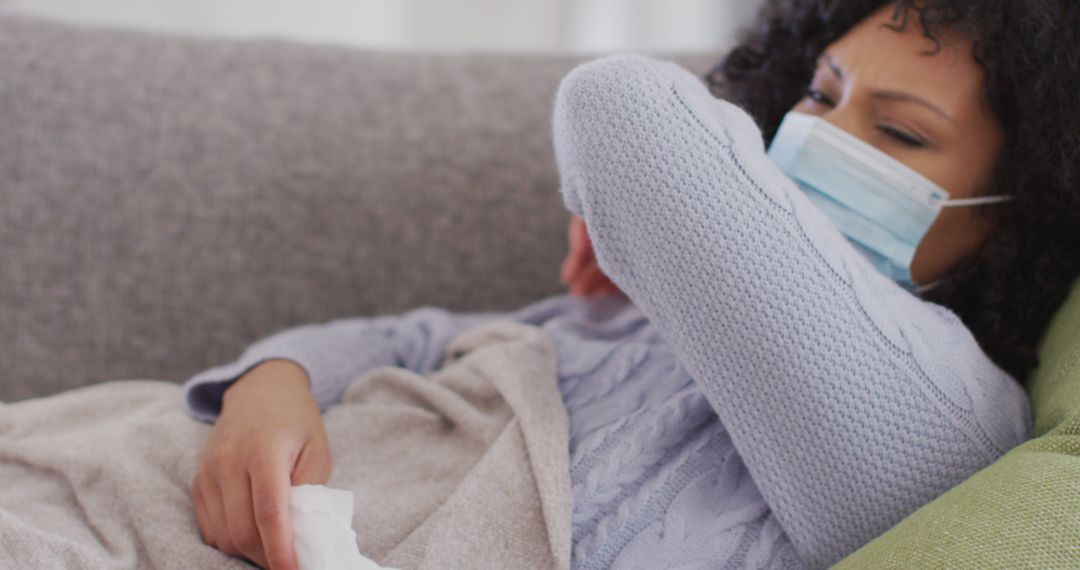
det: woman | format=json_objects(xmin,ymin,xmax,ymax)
[{"xmin": 183, "ymin": 1, "xmax": 1079, "ymax": 569}]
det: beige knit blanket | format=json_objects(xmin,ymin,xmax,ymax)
[{"xmin": 0, "ymin": 319, "xmax": 572, "ymax": 570}]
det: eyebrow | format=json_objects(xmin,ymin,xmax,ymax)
[
  {"xmin": 821, "ymin": 53, "xmax": 955, "ymax": 124},
  {"xmin": 870, "ymin": 91, "xmax": 955, "ymax": 124},
  {"xmin": 824, "ymin": 53, "xmax": 844, "ymax": 80}
]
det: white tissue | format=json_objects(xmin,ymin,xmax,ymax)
[{"xmin": 290, "ymin": 484, "xmax": 397, "ymax": 570}]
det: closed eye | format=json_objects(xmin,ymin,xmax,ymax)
[
  {"xmin": 877, "ymin": 125, "xmax": 927, "ymax": 148},
  {"xmin": 804, "ymin": 88, "xmax": 837, "ymax": 108}
]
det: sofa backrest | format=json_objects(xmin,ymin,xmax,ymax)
[{"xmin": 0, "ymin": 15, "xmax": 717, "ymax": 400}]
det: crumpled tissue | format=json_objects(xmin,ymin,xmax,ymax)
[{"xmin": 290, "ymin": 484, "xmax": 399, "ymax": 570}]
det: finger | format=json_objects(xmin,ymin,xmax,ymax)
[
  {"xmin": 573, "ymin": 218, "xmax": 597, "ymax": 261},
  {"xmin": 580, "ymin": 265, "xmax": 616, "ymax": 296},
  {"xmin": 562, "ymin": 221, "xmax": 591, "ymax": 284},
  {"xmin": 222, "ymin": 466, "xmax": 267, "ymax": 568},
  {"xmin": 588, "ymin": 282, "xmax": 621, "ymax": 297},
  {"xmin": 577, "ymin": 216, "xmax": 598, "ymax": 252},
  {"xmin": 571, "ymin": 263, "xmax": 606, "ymax": 296},
  {"xmin": 570, "ymin": 263, "xmax": 604, "ymax": 295},
  {"xmin": 567, "ymin": 217, "xmax": 587, "ymax": 256},
  {"xmin": 561, "ymin": 250, "xmax": 588, "ymax": 285},
  {"xmin": 197, "ymin": 463, "xmax": 227, "ymax": 550},
  {"xmin": 567, "ymin": 215, "xmax": 585, "ymax": 246},
  {"xmin": 595, "ymin": 272, "xmax": 622, "ymax": 294},
  {"xmin": 251, "ymin": 452, "xmax": 300, "ymax": 570},
  {"xmin": 560, "ymin": 255, "xmax": 581, "ymax": 285},
  {"xmin": 193, "ymin": 479, "xmax": 215, "ymax": 548},
  {"xmin": 586, "ymin": 277, "xmax": 621, "ymax": 297},
  {"xmin": 203, "ymin": 467, "xmax": 239, "ymax": 556},
  {"xmin": 564, "ymin": 246, "xmax": 597, "ymax": 285}
]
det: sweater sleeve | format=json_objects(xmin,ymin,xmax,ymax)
[
  {"xmin": 552, "ymin": 54, "xmax": 1034, "ymax": 569},
  {"xmin": 181, "ymin": 306, "xmax": 511, "ymax": 423}
]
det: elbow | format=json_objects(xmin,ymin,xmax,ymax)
[{"xmin": 551, "ymin": 54, "xmax": 677, "ymax": 216}]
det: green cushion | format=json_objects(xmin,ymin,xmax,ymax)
[{"xmin": 833, "ymin": 279, "xmax": 1080, "ymax": 568}]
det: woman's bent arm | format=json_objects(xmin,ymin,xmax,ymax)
[{"xmin": 552, "ymin": 54, "xmax": 1033, "ymax": 568}]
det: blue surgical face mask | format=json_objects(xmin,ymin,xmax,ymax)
[{"xmin": 766, "ymin": 111, "xmax": 1012, "ymax": 293}]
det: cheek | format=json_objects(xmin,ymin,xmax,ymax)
[
  {"xmin": 911, "ymin": 193, "xmax": 998, "ymax": 284},
  {"xmin": 939, "ymin": 123, "xmax": 1006, "ymax": 199}
]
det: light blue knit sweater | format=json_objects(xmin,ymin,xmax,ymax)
[{"xmin": 183, "ymin": 54, "xmax": 1033, "ymax": 569}]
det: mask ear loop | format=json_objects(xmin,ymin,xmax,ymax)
[
  {"xmin": 915, "ymin": 280, "xmax": 943, "ymax": 294},
  {"xmin": 940, "ymin": 195, "xmax": 1014, "ymax": 207}
]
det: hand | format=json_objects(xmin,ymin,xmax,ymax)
[
  {"xmin": 192, "ymin": 359, "xmax": 332, "ymax": 570},
  {"xmin": 560, "ymin": 214, "xmax": 625, "ymax": 298}
]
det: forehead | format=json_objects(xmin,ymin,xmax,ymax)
[{"xmin": 826, "ymin": 5, "xmax": 985, "ymax": 115}]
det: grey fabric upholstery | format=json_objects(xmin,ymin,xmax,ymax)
[{"xmin": 0, "ymin": 15, "xmax": 719, "ymax": 401}]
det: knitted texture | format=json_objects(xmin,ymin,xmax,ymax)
[
  {"xmin": 543, "ymin": 295, "xmax": 801, "ymax": 569},
  {"xmin": 834, "ymin": 279, "xmax": 1080, "ymax": 568},
  {"xmin": 550, "ymin": 54, "xmax": 1033, "ymax": 569},
  {"xmin": 182, "ymin": 54, "xmax": 1034, "ymax": 569},
  {"xmin": 184, "ymin": 292, "xmax": 801, "ymax": 569}
]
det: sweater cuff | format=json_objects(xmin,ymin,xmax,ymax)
[
  {"xmin": 182, "ymin": 355, "xmax": 303, "ymax": 423},
  {"xmin": 180, "ymin": 317, "xmax": 401, "ymax": 423}
]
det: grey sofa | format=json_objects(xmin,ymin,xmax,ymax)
[
  {"xmin": 1, "ymin": 15, "xmax": 718, "ymax": 402},
  {"xmin": 12, "ymin": 15, "xmax": 1080, "ymax": 570}
]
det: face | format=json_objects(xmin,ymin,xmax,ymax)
[{"xmin": 791, "ymin": 3, "xmax": 1005, "ymax": 286}]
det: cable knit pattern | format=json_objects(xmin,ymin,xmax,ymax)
[
  {"xmin": 180, "ymin": 53, "xmax": 1034, "ymax": 569},
  {"xmin": 551, "ymin": 54, "xmax": 1033, "ymax": 568}
]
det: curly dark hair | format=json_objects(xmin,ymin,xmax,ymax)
[{"xmin": 706, "ymin": 0, "xmax": 1080, "ymax": 382}]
